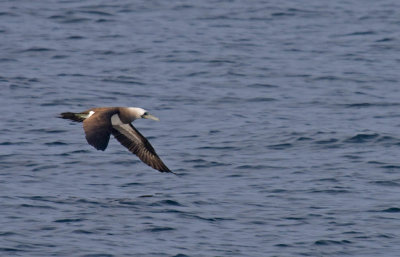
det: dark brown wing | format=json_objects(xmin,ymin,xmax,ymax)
[
  {"xmin": 83, "ymin": 110, "xmax": 117, "ymax": 151},
  {"xmin": 111, "ymin": 123, "xmax": 171, "ymax": 173}
]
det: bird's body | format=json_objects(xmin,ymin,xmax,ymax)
[{"xmin": 60, "ymin": 107, "xmax": 171, "ymax": 173}]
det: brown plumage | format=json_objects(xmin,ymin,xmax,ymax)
[{"xmin": 60, "ymin": 107, "xmax": 172, "ymax": 173}]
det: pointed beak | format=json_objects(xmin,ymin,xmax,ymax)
[{"xmin": 142, "ymin": 113, "xmax": 159, "ymax": 121}]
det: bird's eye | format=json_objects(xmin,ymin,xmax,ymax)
[{"xmin": 143, "ymin": 112, "xmax": 148, "ymax": 116}]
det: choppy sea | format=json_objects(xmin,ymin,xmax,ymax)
[{"xmin": 1, "ymin": 0, "xmax": 400, "ymax": 256}]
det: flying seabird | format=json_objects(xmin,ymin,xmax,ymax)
[{"xmin": 60, "ymin": 107, "xmax": 172, "ymax": 173}]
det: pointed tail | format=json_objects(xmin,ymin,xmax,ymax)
[{"xmin": 59, "ymin": 112, "xmax": 86, "ymax": 122}]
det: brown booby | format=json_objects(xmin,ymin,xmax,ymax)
[{"xmin": 60, "ymin": 107, "xmax": 171, "ymax": 173}]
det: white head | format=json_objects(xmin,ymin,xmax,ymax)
[{"xmin": 125, "ymin": 107, "xmax": 159, "ymax": 122}]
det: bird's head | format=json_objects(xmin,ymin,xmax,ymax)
[{"xmin": 126, "ymin": 107, "xmax": 159, "ymax": 122}]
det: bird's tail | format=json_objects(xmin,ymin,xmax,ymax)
[{"xmin": 59, "ymin": 112, "xmax": 87, "ymax": 122}]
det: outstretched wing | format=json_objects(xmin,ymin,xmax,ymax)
[{"xmin": 111, "ymin": 122, "xmax": 171, "ymax": 173}]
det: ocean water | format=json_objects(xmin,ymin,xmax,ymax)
[{"xmin": 1, "ymin": 0, "xmax": 400, "ymax": 256}]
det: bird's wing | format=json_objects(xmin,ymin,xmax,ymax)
[
  {"xmin": 82, "ymin": 110, "xmax": 116, "ymax": 151},
  {"xmin": 111, "ymin": 122, "xmax": 171, "ymax": 173}
]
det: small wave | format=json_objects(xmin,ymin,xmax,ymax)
[
  {"xmin": 54, "ymin": 218, "xmax": 85, "ymax": 223},
  {"xmin": 138, "ymin": 194, "xmax": 153, "ymax": 198},
  {"xmin": 297, "ymin": 136, "xmax": 312, "ymax": 141},
  {"xmin": 247, "ymin": 83, "xmax": 278, "ymax": 88},
  {"xmin": 345, "ymin": 133, "xmax": 379, "ymax": 143},
  {"xmin": 51, "ymin": 55, "xmax": 68, "ymax": 59},
  {"xmin": 236, "ymin": 164, "xmax": 268, "ymax": 169},
  {"xmin": 193, "ymin": 161, "xmax": 228, "ymax": 168},
  {"xmin": 0, "ymin": 141, "xmax": 29, "ymax": 145},
  {"xmin": 102, "ymin": 76, "xmax": 144, "ymax": 85},
  {"xmin": 314, "ymin": 239, "xmax": 352, "ymax": 245},
  {"xmin": 284, "ymin": 216, "xmax": 306, "ymax": 221},
  {"xmin": 60, "ymin": 18, "xmax": 91, "ymax": 24},
  {"xmin": 92, "ymin": 50, "xmax": 120, "ymax": 55},
  {"xmin": 29, "ymin": 129, "xmax": 66, "ymax": 134},
  {"xmin": 79, "ymin": 10, "xmax": 113, "ymax": 16},
  {"xmin": 117, "ymin": 199, "xmax": 142, "ymax": 206},
  {"xmin": 73, "ymin": 229, "xmax": 93, "ymax": 234},
  {"xmin": 0, "ymin": 232, "xmax": 16, "ymax": 237},
  {"xmin": 179, "ymin": 212, "xmax": 234, "ymax": 223},
  {"xmin": 120, "ymin": 182, "xmax": 143, "ymax": 187},
  {"xmin": 144, "ymin": 226, "xmax": 175, "ymax": 232},
  {"xmin": 183, "ymin": 158, "xmax": 207, "ymax": 163},
  {"xmin": 344, "ymin": 102, "xmax": 400, "ymax": 108},
  {"xmin": 0, "ymin": 248, "xmax": 24, "ymax": 252},
  {"xmin": 197, "ymin": 146, "xmax": 238, "ymax": 150},
  {"xmin": 81, "ymin": 254, "xmax": 114, "ymax": 257},
  {"xmin": 32, "ymin": 165, "xmax": 59, "ymax": 172},
  {"xmin": 381, "ymin": 165, "xmax": 400, "ymax": 169},
  {"xmin": 311, "ymin": 178, "xmax": 338, "ymax": 183},
  {"xmin": 314, "ymin": 138, "xmax": 339, "ymax": 144},
  {"xmin": 172, "ymin": 254, "xmax": 190, "ymax": 257},
  {"xmin": 45, "ymin": 141, "xmax": 67, "ymax": 146},
  {"xmin": 22, "ymin": 47, "xmax": 54, "ymax": 52},
  {"xmin": 151, "ymin": 199, "xmax": 183, "ymax": 207},
  {"xmin": 185, "ymin": 71, "xmax": 209, "ymax": 77},
  {"xmin": 0, "ymin": 58, "xmax": 17, "ymax": 62},
  {"xmin": 67, "ymin": 35, "xmax": 85, "ymax": 40},
  {"xmin": 19, "ymin": 204, "xmax": 55, "ymax": 209},
  {"xmin": 69, "ymin": 149, "xmax": 90, "ymax": 154},
  {"xmin": 312, "ymin": 75, "xmax": 338, "ymax": 81},
  {"xmin": 376, "ymin": 37, "xmax": 394, "ymax": 42},
  {"xmin": 267, "ymin": 143, "xmax": 292, "ymax": 150},
  {"xmin": 342, "ymin": 154, "xmax": 361, "ymax": 160},
  {"xmin": 375, "ymin": 135, "xmax": 400, "ymax": 143},
  {"xmin": 310, "ymin": 189, "xmax": 351, "ymax": 194},
  {"xmin": 381, "ymin": 207, "xmax": 400, "ymax": 213},
  {"xmin": 371, "ymin": 181, "xmax": 400, "ymax": 187},
  {"xmin": 274, "ymin": 243, "xmax": 291, "ymax": 247},
  {"xmin": 25, "ymin": 195, "xmax": 54, "ymax": 201},
  {"xmin": 377, "ymin": 234, "xmax": 394, "ymax": 238},
  {"xmin": 271, "ymin": 12, "xmax": 295, "ymax": 17},
  {"xmin": 345, "ymin": 31, "xmax": 375, "ymax": 36},
  {"xmin": 96, "ymin": 18, "xmax": 115, "ymax": 23},
  {"xmin": 0, "ymin": 12, "xmax": 18, "ymax": 17},
  {"xmin": 247, "ymin": 97, "xmax": 276, "ymax": 102},
  {"xmin": 57, "ymin": 73, "xmax": 86, "ymax": 77}
]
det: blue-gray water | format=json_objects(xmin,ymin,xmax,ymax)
[{"xmin": 1, "ymin": 1, "xmax": 400, "ymax": 256}]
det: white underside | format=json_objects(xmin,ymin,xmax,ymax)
[
  {"xmin": 111, "ymin": 114, "xmax": 124, "ymax": 125},
  {"xmin": 111, "ymin": 114, "xmax": 141, "ymax": 142}
]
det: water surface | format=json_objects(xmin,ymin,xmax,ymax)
[{"xmin": 1, "ymin": 0, "xmax": 400, "ymax": 256}]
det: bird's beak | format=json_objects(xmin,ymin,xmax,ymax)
[{"xmin": 142, "ymin": 113, "xmax": 159, "ymax": 121}]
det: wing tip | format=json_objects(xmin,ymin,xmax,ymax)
[
  {"xmin": 163, "ymin": 169, "xmax": 175, "ymax": 174},
  {"xmin": 155, "ymin": 163, "xmax": 176, "ymax": 174},
  {"xmin": 157, "ymin": 166, "xmax": 173, "ymax": 173}
]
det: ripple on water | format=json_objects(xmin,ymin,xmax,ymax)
[
  {"xmin": 81, "ymin": 254, "xmax": 114, "ymax": 257},
  {"xmin": 267, "ymin": 143, "xmax": 293, "ymax": 150},
  {"xmin": 0, "ymin": 247, "xmax": 24, "ymax": 253},
  {"xmin": 144, "ymin": 226, "xmax": 176, "ymax": 232},
  {"xmin": 1, "ymin": 1, "xmax": 400, "ymax": 256},
  {"xmin": 381, "ymin": 207, "xmax": 400, "ymax": 213},
  {"xmin": 53, "ymin": 218, "xmax": 85, "ymax": 223},
  {"xmin": 371, "ymin": 180, "xmax": 400, "ymax": 187},
  {"xmin": 150, "ymin": 199, "xmax": 183, "ymax": 207},
  {"xmin": 314, "ymin": 239, "xmax": 352, "ymax": 245},
  {"xmin": 344, "ymin": 133, "xmax": 379, "ymax": 143}
]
